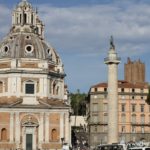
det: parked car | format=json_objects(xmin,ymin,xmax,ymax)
[
  {"xmin": 129, "ymin": 147, "xmax": 150, "ymax": 150},
  {"xmin": 95, "ymin": 144, "xmax": 127, "ymax": 150}
]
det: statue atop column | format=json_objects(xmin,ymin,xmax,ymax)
[{"xmin": 110, "ymin": 36, "xmax": 115, "ymax": 50}]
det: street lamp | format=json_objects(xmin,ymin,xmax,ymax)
[{"xmin": 61, "ymin": 137, "xmax": 65, "ymax": 146}]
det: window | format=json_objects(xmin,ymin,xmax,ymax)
[
  {"xmin": 121, "ymin": 88, "xmax": 124, "ymax": 92},
  {"xmin": 131, "ymin": 126, "xmax": 136, "ymax": 133},
  {"xmin": 1, "ymin": 128, "xmax": 7, "ymax": 141},
  {"xmin": 132, "ymin": 104, "xmax": 136, "ymax": 112},
  {"xmin": 103, "ymin": 114, "xmax": 108, "ymax": 123},
  {"xmin": 132, "ymin": 96, "xmax": 135, "ymax": 100},
  {"xmin": 121, "ymin": 126, "xmax": 125, "ymax": 133},
  {"xmin": 121, "ymin": 114, "xmax": 126, "ymax": 123},
  {"xmin": 25, "ymin": 83, "xmax": 34, "ymax": 94},
  {"xmin": 141, "ymin": 126, "xmax": 144, "ymax": 133},
  {"xmin": 24, "ymin": 13, "xmax": 27, "ymax": 24},
  {"xmin": 0, "ymin": 81, "xmax": 3, "ymax": 93},
  {"xmin": 51, "ymin": 129, "xmax": 57, "ymax": 141},
  {"xmin": 141, "ymin": 105, "xmax": 145, "ymax": 112},
  {"xmin": 93, "ymin": 103, "xmax": 98, "ymax": 112},
  {"xmin": 104, "ymin": 88, "xmax": 107, "ymax": 92},
  {"xmin": 94, "ymin": 126, "xmax": 97, "ymax": 132},
  {"xmin": 93, "ymin": 115, "xmax": 98, "ymax": 123},
  {"xmin": 141, "ymin": 115, "xmax": 145, "ymax": 124},
  {"xmin": 95, "ymin": 88, "xmax": 97, "ymax": 92},
  {"xmin": 24, "ymin": 80, "xmax": 35, "ymax": 94},
  {"xmin": 103, "ymin": 103, "xmax": 108, "ymax": 112},
  {"xmin": 20, "ymin": 14, "xmax": 21, "ymax": 24},
  {"xmin": 25, "ymin": 45, "xmax": 34, "ymax": 54},
  {"xmin": 132, "ymin": 88, "xmax": 135, "ymax": 93},
  {"xmin": 121, "ymin": 104, "xmax": 125, "ymax": 112},
  {"xmin": 103, "ymin": 126, "xmax": 107, "ymax": 132},
  {"xmin": 131, "ymin": 114, "xmax": 136, "ymax": 123},
  {"xmin": 53, "ymin": 82, "xmax": 56, "ymax": 95}
]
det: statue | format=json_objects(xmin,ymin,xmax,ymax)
[{"xmin": 110, "ymin": 35, "xmax": 115, "ymax": 50}]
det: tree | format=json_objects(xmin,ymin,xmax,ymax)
[
  {"xmin": 146, "ymin": 86, "xmax": 150, "ymax": 105},
  {"xmin": 70, "ymin": 89, "xmax": 87, "ymax": 116}
]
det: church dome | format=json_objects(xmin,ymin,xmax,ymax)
[
  {"xmin": 0, "ymin": 32, "xmax": 60, "ymax": 62},
  {"xmin": 0, "ymin": 0, "xmax": 61, "ymax": 64}
]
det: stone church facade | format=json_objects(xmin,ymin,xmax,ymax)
[{"xmin": 0, "ymin": 0, "xmax": 70, "ymax": 150}]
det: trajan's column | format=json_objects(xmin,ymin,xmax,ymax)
[{"xmin": 104, "ymin": 36, "xmax": 121, "ymax": 144}]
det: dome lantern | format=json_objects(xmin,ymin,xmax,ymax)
[{"xmin": 11, "ymin": 0, "xmax": 44, "ymax": 38}]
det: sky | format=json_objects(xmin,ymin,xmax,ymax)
[{"xmin": 0, "ymin": 0, "xmax": 150, "ymax": 93}]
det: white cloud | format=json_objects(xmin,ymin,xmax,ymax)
[
  {"xmin": 0, "ymin": 1, "xmax": 150, "ymax": 92},
  {"xmin": 36, "ymin": 2, "xmax": 150, "ymax": 58}
]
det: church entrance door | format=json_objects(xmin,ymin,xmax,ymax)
[{"xmin": 26, "ymin": 134, "xmax": 33, "ymax": 150}]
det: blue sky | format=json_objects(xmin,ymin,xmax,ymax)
[{"xmin": 0, "ymin": 0, "xmax": 150, "ymax": 93}]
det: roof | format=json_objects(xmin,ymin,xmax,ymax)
[
  {"xmin": 0, "ymin": 97, "xmax": 69, "ymax": 108},
  {"xmin": 91, "ymin": 80, "xmax": 149, "ymax": 89}
]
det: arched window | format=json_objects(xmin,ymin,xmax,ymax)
[
  {"xmin": 1, "ymin": 128, "xmax": 7, "ymax": 141},
  {"xmin": 31, "ymin": 14, "xmax": 33, "ymax": 24},
  {"xmin": 20, "ymin": 14, "xmax": 22, "ymax": 24},
  {"xmin": 53, "ymin": 82, "xmax": 56, "ymax": 95},
  {"xmin": 0, "ymin": 81, "xmax": 3, "ymax": 93},
  {"xmin": 24, "ymin": 13, "xmax": 27, "ymax": 24},
  {"xmin": 51, "ymin": 129, "xmax": 57, "ymax": 141}
]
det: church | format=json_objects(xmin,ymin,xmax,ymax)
[{"xmin": 0, "ymin": 0, "xmax": 71, "ymax": 150}]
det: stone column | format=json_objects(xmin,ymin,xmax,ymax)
[
  {"xmin": 104, "ymin": 37, "xmax": 120, "ymax": 144},
  {"xmin": 107, "ymin": 64, "xmax": 118, "ymax": 144},
  {"xmin": 22, "ymin": 127, "xmax": 25, "ymax": 150},
  {"xmin": 65, "ymin": 112, "xmax": 69, "ymax": 143},
  {"xmin": 39, "ymin": 113, "xmax": 44, "ymax": 143},
  {"xmin": 15, "ymin": 112, "xmax": 20, "ymax": 146},
  {"xmin": 10, "ymin": 112, "xmax": 14, "ymax": 142},
  {"xmin": 45, "ymin": 113, "xmax": 49, "ymax": 142},
  {"xmin": 60, "ymin": 113, "xmax": 64, "ymax": 142},
  {"xmin": 33, "ymin": 127, "xmax": 36, "ymax": 150}
]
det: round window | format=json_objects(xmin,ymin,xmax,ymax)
[
  {"xmin": 26, "ymin": 36, "xmax": 31, "ymax": 39},
  {"xmin": 2, "ymin": 45, "xmax": 9, "ymax": 53},
  {"xmin": 25, "ymin": 45, "xmax": 34, "ymax": 53}
]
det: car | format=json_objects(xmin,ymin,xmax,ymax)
[
  {"xmin": 95, "ymin": 144, "xmax": 127, "ymax": 150},
  {"xmin": 128, "ymin": 147, "xmax": 150, "ymax": 150}
]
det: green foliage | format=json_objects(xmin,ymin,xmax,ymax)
[
  {"xmin": 146, "ymin": 86, "xmax": 150, "ymax": 105},
  {"xmin": 70, "ymin": 89, "xmax": 87, "ymax": 116}
]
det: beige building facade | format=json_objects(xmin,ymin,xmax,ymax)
[
  {"xmin": 0, "ymin": 1, "xmax": 70, "ymax": 150},
  {"xmin": 87, "ymin": 58, "xmax": 150, "ymax": 147},
  {"xmin": 87, "ymin": 81, "xmax": 149, "ymax": 147}
]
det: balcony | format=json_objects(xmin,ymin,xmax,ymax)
[{"xmin": 104, "ymin": 57, "xmax": 121, "ymax": 64}]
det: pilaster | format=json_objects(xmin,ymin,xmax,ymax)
[
  {"xmin": 10, "ymin": 112, "xmax": 14, "ymax": 142},
  {"xmin": 45, "ymin": 113, "xmax": 49, "ymax": 142}
]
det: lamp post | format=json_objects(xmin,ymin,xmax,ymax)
[{"xmin": 61, "ymin": 137, "xmax": 65, "ymax": 146}]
